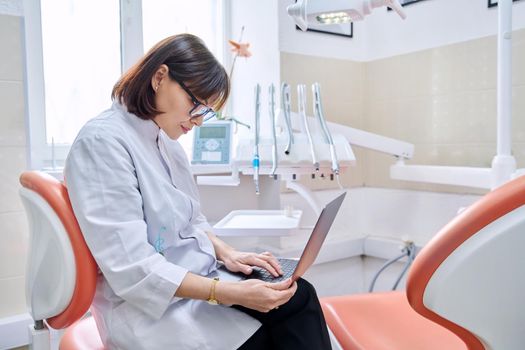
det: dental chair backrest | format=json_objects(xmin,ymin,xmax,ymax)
[
  {"xmin": 407, "ymin": 175, "xmax": 525, "ymax": 350},
  {"xmin": 19, "ymin": 171, "xmax": 97, "ymax": 329}
]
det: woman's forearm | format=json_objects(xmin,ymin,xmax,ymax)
[
  {"xmin": 206, "ymin": 231, "xmax": 234, "ymax": 261},
  {"xmin": 175, "ymin": 272, "xmax": 231, "ymax": 301},
  {"xmin": 175, "ymin": 271, "xmax": 296, "ymax": 312},
  {"xmin": 176, "ymin": 272, "xmax": 241, "ymax": 306}
]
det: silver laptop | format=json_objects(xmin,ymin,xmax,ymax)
[{"xmin": 218, "ymin": 192, "xmax": 346, "ymax": 283}]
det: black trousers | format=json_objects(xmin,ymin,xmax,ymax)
[{"xmin": 234, "ymin": 278, "xmax": 332, "ymax": 350}]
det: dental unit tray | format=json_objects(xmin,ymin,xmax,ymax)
[
  {"xmin": 235, "ymin": 133, "xmax": 355, "ymax": 175},
  {"xmin": 213, "ymin": 209, "xmax": 303, "ymax": 236}
]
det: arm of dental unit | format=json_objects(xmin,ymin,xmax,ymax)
[
  {"xmin": 298, "ymin": 84, "xmax": 319, "ymax": 171},
  {"xmin": 313, "ymin": 83, "xmax": 339, "ymax": 176},
  {"xmin": 281, "ymin": 83, "xmax": 294, "ymax": 155}
]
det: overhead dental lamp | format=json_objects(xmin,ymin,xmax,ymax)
[{"xmin": 287, "ymin": 0, "xmax": 407, "ymax": 31}]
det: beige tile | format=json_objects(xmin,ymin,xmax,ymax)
[
  {"xmin": 394, "ymin": 50, "xmax": 433, "ymax": 99},
  {"xmin": 463, "ymin": 36, "xmax": 497, "ymax": 91},
  {"xmin": 430, "ymin": 90, "xmax": 497, "ymax": 144},
  {"xmin": 366, "ymin": 96, "xmax": 434, "ymax": 144},
  {"xmin": 365, "ymin": 99, "xmax": 400, "ymax": 138},
  {"xmin": 512, "ymin": 85, "xmax": 525, "ymax": 142},
  {"xmin": 363, "ymin": 149, "xmax": 402, "ymax": 190},
  {"xmin": 280, "ymin": 52, "xmax": 365, "ymax": 128},
  {"xmin": 0, "ymin": 211, "xmax": 29, "ymax": 279},
  {"xmin": 0, "ymin": 15, "xmax": 23, "ymax": 82},
  {"xmin": 0, "ymin": 276, "xmax": 26, "ymax": 318},
  {"xmin": 512, "ymin": 29, "xmax": 525, "ymax": 86},
  {"xmin": 429, "ymin": 43, "xmax": 469, "ymax": 95},
  {"xmin": 0, "ymin": 81, "xmax": 26, "ymax": 146},
  {"xmin": 0, "ymin": 146, "xmax": 27, "ymax": 212},
  {"xmin": 325, "ymin": 100, "xmax": 364, "ymax": 129},
  {"xmin": 428, "ymin": 36, "xmax": 497, "ymax": 95},
  {"xmin": 365, "ymin": 55, "xmax": 401, "ymax": 101}
]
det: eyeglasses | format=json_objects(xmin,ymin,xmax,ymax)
[{"xmin": 172, "ymin": 77, "xmax": 217, "ymax": 122}]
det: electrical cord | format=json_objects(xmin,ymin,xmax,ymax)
[
  {"xmin": 368, "ymin": 242, "xmax": 417, "ymax": 293},
  {"xmin": 392, "ymin": 242, "xmax": 416, "ymax": 290}
]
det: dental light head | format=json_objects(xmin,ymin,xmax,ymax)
[{"xmin": 288, "ymin": 0, "xmax": 406, "ymax": 31}]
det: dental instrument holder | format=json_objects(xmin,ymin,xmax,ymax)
[
  {"xmin": 268, "ymin": 84, "xmax": 278, "ymax": 176},
  {"xmin": 231, "ymin": 82, "xmax": 356, "ymax": 216},
  {"xmin": 313, "ymin": 83, "xmax": 340, "ymax": 176},
  {"xmin": 281, "ymin": 83, "xmax": 294, "ymax": 155}
]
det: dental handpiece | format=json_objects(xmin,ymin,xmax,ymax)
[
  {"xmin": 269, "ymin": 84, "xmax": 278, "ymax": 176},
  {"xmin": 297, "ymin": 84, "xmax": 319, "ymax": 171},
  {"xmin": 281, "ymin": 83, "xmax": 294, "ymax": 155},
  {"xmin": 312, "ymin": 83, "xmax": 339, "ymax": 175},
  {"xmin": 253, "ymin": 84, "xmax": 261, "ymax": 194}
]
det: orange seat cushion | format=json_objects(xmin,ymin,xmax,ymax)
[
  {"xmin": 321, "ymin": 291, "xmax": 467, "ymax": 350},
  {"xmin": 59, "ymin": 316, "xmax": 105, "ymax": 350}
]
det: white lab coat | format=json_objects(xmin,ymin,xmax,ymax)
[{"xmin": 64, "ymin": 102, "xmax": 260, "ymax": 350}]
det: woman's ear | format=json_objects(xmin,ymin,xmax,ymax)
[{"xmin": 151, "ymin": 64, "xmax": 169, "ymax": 92}]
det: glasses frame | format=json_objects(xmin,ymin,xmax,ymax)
[{"xmin": 171, "ymin": 76, "xmax": 217, "ymax": 122}]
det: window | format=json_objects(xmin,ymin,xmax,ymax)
[
  {"xmin": 23, "ymin": 0, "xmax": 226, "ymax": 170},
  {"xmin": 40, "ymin": 0, "xmax": 121, "ymax": 145}
]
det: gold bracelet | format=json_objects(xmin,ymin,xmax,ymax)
[{"xmin": 207, "ymin": 277, "xmax": 220, "ymax": 305}]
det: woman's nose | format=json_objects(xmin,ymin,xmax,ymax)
[{"xmin": 191, "ymin": 116, "xmax": 204, "ymax": 127}]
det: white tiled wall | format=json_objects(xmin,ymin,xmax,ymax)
[{"xmin": 0, "ymin": 13, "xmax": 28, "ymax": 319}]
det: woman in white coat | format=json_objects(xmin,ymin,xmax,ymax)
[{"xmin": 65, "ymin": 34, "xmax": 332, "ymax": 350}]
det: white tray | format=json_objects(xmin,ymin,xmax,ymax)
[{"xmin": 213, "ymin": 210, "xmax": 302, "ymax": 236}]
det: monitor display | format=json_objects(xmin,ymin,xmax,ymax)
[{"xmin": 200, "ymin": 126, "xmax": 226, "ymax": 139}]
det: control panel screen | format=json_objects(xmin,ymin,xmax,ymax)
[{"xmin": 200, "ymin": 127, "xmax": 226, "ymax": 139}]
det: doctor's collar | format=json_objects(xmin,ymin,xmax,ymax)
[{"xmin": 112, "ymin": 101, "xmax": 160, "ymax": 142}]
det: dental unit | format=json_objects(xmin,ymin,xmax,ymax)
[
  {"xmin": 198, "ymin": 80, "xmax": 413, "ymax": 215},
  {"xmin": 288, "ymin": 0, "xmax": 524, "ymax": 191}
]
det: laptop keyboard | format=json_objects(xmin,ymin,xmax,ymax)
[{"xmin": 247, "ymin": 258, "xmax": 298, "ymax": 282}]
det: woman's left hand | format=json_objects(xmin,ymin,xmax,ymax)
[{"xmin": 222, "ymin": 250, "xmax": 283, "ymax": 277}]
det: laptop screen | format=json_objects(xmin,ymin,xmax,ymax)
[{"xmin": 292, "ymin": 192, "xmax": 346, "ymax": 281}]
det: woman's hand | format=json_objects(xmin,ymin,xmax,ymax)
[
  {"xmin": 217, "ymin": 278, "xmax": 297, "ymax": 312},
  {"xmin": 222, "ymin": 250, "xmax": 283, "ymax": 277}
]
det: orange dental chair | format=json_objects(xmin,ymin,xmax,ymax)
[
  {"xmin": 321, "ymin": 175, "xmax": 525, "ymax": 349},
  {"xmin": 20, "ymin": 171, "xmax": 104, "ymax": 350}
]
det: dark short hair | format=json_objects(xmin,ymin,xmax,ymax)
[{"xmin": 112, "ymin": 34, "xmax": 230, "ymax": 120}]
